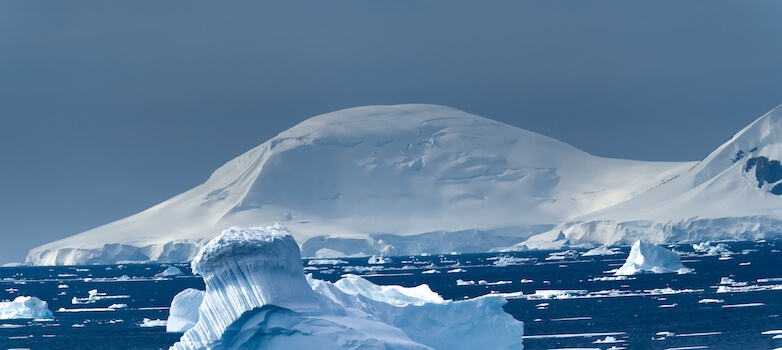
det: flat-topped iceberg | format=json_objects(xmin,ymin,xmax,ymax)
[
  {"xmin": 615, "ymin": 241, "xmax": 692, "ymax": 275},
  {"xmin": 170, "ymin": 225, "xmax": 523, "ymax": 349},
  {"xmin": 0, "ymin": 296, "xmax": 53, "ymax": 319}
]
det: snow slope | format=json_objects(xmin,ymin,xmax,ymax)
[
  {"xmin": 526, "ymin": 104, "xmax": 782, "ymax": 247},
  {"xmin": 170, "ymin": 225, "xmax": 524, "ymax": 350},
  {"xmin": 27, "ymin": 104, "xmax": 691, "ymax": 265}
]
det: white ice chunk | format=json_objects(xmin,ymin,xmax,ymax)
[
  {"xmin": 167, "ymin": 288, "xmax": 204, "ymax": 333},
  {"xmin": 582, "ymin": 246, "xmax": 622, "ymax": 257},
  {"xmin": 170, "ymin": 225, "xmax": 524, "ymax": 350},
  {"xmin": 368, "ymin": 256, "xmax": 394, "ymax": 265},
  {"xmin": 615, "ymin": 241, "xmax": 693, "ymax": 275},
  {"xmin": 139, "ymin": 318, "xmax": 167, "ymax": 327},
  {"xmin": 0, "ymin": 296, "xmax": 53, "ymax": 319},
  {"xmin": 692, "ymin": 242, "xmax": 732, "ymax": 256},
  {"xmin": 157, "ymin": 266, "xmax": 184, "ymax": 277}
]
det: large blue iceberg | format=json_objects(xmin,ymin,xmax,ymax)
[{"xmin": 170, "ymin": 225, "xmax": 524, "ymax": 349}]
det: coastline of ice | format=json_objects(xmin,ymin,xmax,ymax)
[{"xmin": 170, "ymin": 225, "xmax": 524, "ymax": 349}]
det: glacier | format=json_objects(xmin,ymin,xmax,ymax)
[
  {"xmin": 170, "ymin": 225, "xmax": 524, "ymax": 350},
  {"xmin": 0, "ymin": 296, "xmax": 53, "ymax": 319},
  {"xmin": 614, "ymin": 241, "xmax": 692, "ymax": 275},
  {"xmin": 526, "ymin": 104, "xmax": 782, "ymax": 248},
  {"xmin": 26, "ymin": 103, "xmax": 782, "ymax": 265},
  {"xmin": 26, "ymin": 104, "xmax": 693, "ymax": 265}
]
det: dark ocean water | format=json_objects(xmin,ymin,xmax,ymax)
[{"xmin": 2, "ymin": 240, "xmax": 781, "ymax": 350}]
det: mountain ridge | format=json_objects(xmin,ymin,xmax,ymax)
[{"xmin": 26, "ymin": 104, "xmax": 724, "ymax": 265}]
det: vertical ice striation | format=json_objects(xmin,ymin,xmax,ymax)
[
  {"xmin": 170, "ymin": 225, "xmax": 524, "ymax": 349},
  {"xmin": 172, "ymin": 225, "xmax": 321, "ymax": 349}
]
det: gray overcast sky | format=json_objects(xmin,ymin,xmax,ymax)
[{"xmin": 1, "ymin": 1, "xmax": 781, "ymax": 264}]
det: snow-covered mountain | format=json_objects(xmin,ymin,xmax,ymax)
[
  {"xmin": 525, "ymin": 104, "xmax": 782, "ymax": 247},
  {"xmin": 26, "ymin": 104, "xmax": 707, "ymax": 265}
]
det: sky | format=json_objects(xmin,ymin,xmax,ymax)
[{"xmin": 1, "ymin": 1, "xmax": 782, "ymax": 264}]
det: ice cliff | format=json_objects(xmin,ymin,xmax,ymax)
[
  {"xmin": 170, "ymin": 225, "xmax": 524, "ymax": 349},
  {"xmin": 615, "ymin": 241, "xmax": 692, "ymax": 275}
]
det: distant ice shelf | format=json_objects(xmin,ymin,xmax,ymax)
[{"xmin": 169, "ymin": 225, "xmax": 524, "ymax": 350}]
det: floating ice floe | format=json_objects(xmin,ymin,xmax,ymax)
[
  {"xmin": 614, "ymin": 241, "xmax": 693, "ymax": 275},
  {"xmin": 492, "ymin": 255, "xmax": 531, "ymax": 266},
  {"xmin": 170, "ymin": 225, "xmax": 524, "ymax": 350},
  {"xmin": 698, "ymin": 299, "xmax": 724, "ymax": 304},
  {"xmin": 582, "ymin": 246, "xmax": 622, "ymax": 257},
  {"xmin": 72, "ymin": 289, "xmax": 129, "ymax": 305},
  {"xmin": 368, "ymin": 256, "xmax": 394, "ymax": 265},
  {"xmin": 0, "ymin": 296, "xmax": 53, "ymax": 319},
  {"xmin": 156, "ymin": 266, "xmax": 184, "ymax": 277},
  {"xmin": 139, "ymin": 318, "xmax": 167, "ymax": 327},
  {"xmin": 307, "ymin": 259, "xmax": 348, "ymax": 266},
  {"xmin": 692, "ymin": 242, "xmax": 733, "ymax": 256},
  {"xmin": 594, "ymin": 335, "xmax": 625, "ymax": 344}
]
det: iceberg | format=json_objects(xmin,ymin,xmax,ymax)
[
  {"xmin": 0, "ymin": 296, "xmax": 53, "ymax": 319},
  {"xmin": 157, "ymin": 266, "xmax": 184, "ymax": 277},
  {"xmin": 614, "ymin": 241, "xmax": 692, "ymax": 275},
  {"xmin": 582, "ymin": 245, "xmax": 622, "ymax": 257},
  {"xmin": 167, "ymin": 288, "xmax": 204, "ymax": 333},
  {"xmin": 170, "ymin": 225, "xmax": 524, "ymax": 349}
]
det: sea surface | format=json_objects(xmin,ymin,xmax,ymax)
[{"xmin": 2, "ymin": 240, "xmax": 782, "ymax": 350}]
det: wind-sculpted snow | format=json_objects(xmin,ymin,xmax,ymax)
[
  {"xmin": 0, "ymin": 296, "xmax": 53, "ymax": 319},
  {"xmin": 27, "ymin": 104, "xmax": 692, "ymax": 265},
  {"xmin": 615, "ymin": 241, "xmax": 692, "ymax": 275},
  {"xmin": 525, "ymin": 104, "xmax": 782, "ymax": 248},
  {"xmin": 167, "ymin": 288, "xmax": 204, "ymax": 333},
  {"xmin": 170, "ymin": 225, "xmax": 524, "ymax": 350}
]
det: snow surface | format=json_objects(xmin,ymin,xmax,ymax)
[
  {"xmin": 0, "ymin": 296, "xmax": 53, "ymax": 319},
  {"xmin": 26, "ymin": 104, "xmax": 693, "ymax": 265},
  {"xmin": 157, "ymin": 266, "xmax": 184, "ymax": 277},
  {"xmin": 166, "ymin": 288, "xmax": 204, "ymax": 333},
  {"xmin": 582, "ymin": 246, "xmax": 622, "ymax": 257},
  {"xmin": 170, "ymin": 225, "xmax": 524, "ymax": 349},
  {"xmin": 614, "ymin": 241, "xmax": 692, "ymax": 275},
  {"xmin": 526, "ymin": 104, "xmax": 782, "ymax": 248}
]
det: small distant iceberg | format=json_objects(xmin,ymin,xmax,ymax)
[
  {"xmin": 582, "ymin": 246, "xmax": 622, "ymax": 257},
  {"xmin": 156, "ymin": 266, "xmax": 184, "ymax": 277},
  {"xmin": 692, "ymin": 242, "xmax": 733, "ymax": 256},
  {"xmin": 170, "ymin": 225, "xmax": 524, "ymax": 350},
  {"xmin": 615, "ymin": 241, "xmax": 693, "ymax": 275},
  {"xmin": 0, "ymin": 296, "xmax": 53, "ymax": 319},
  {"xmin": 368, "ymin": 255, "xmax": 394, "ymax": 265}
]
